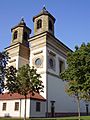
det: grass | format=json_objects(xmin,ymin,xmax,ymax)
[
  {"xmin": 0, "ymin": 116, "xmax": 90, "ymax": 120},
  {"xmin": 30, "ymin": 116, "xmax": 90, "ymax": 120}
]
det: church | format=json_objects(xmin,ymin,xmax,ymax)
[{"xmin": 0, "ymin": 7, "xmax": 88, "ymax": 118}]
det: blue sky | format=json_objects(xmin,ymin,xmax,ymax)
[{"xmin": 0, "ymin": 0, "xmax": 90, "ymax": 51}]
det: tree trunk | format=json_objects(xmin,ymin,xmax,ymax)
[
  {"xmin": 24, "ymin": 95, "xmax": 27, "ymax": 120},
  {"xmin": 77, "ymin": 96, "xmax": 80, "ymax": 120}
]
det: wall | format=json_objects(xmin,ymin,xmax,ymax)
[
  {"xmin": 30, "ymin": 100, "xmax": 46, "ymax": 117},
  {"xmin": 47, "ymin": 74, "xmax": 90, "ymax": 114},
  {"xmin": 29, "ymin": 34, "xmax": 47, "ymax": 99},
  {"xmin": 0, "ymin": 99, "xmax": 21, "ymax": 117},
  {"xmin": 0, "ymin": 99, "xmax": 30, "ymax": 118},
  {"xmin": 18, "ymin": 56, "xmax": 29, "ymax": 68},
  {"xmin": 0, "ymin": 98, "xmax": 46, "ymax": 118}
]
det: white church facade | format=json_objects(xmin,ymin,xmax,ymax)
[{"xmin": 0, "ymin": 7, "xmax": 89, "ymax": 118}]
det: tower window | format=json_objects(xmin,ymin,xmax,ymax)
[
  {"xmin": 48, "ymin": 57, "xmax": 55, "ymax": 70},
  {"xmin": 37, "ymin": 19, "xmax": 42, "ymax": 29},
  {"xmin": 13, "ymin": 31, "xmax": 18, "ymax": 40},
  {"xmin": 49, "ymin": 58, "xmax": 54, "ymax": 68},
  {"xmin": 59, "ymin": 60, "xmax": 65, "ymax": 74},
  {"xmin": 23, "ymin": 32, "xmax": 28, "ymax": 40},
  {"xmin": 49, "ymin": 20, "xmax": 53, "ymax": 31}
]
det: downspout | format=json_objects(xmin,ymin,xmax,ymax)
[
  {"xmin": 20, "ymin": 99, "xmax": 21, "ymax": 118},
  {"xmin": 46, "ymin": 72, "xmax": 48, "ymax": 117},
  {"xmin": 29, "ymin": 99, "xmax": 31, "ymax": 118}
]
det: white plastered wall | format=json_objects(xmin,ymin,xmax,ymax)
[
  {"xmin": 0, "ymin": 99, "xmax": 30, "ymax": 118},
  {"xmin": 30, "ymin": 100, "xmax": 46, "ymax": 117},
  {"xmin": 0, "ymin": 99, "xmax": 46, "ymax": 118},
  {"xmin": 0, "ymin": 99, "xmax": 21, "ymax": 117},
  {"xmin": 30, "ymin": 46, "xmax": 47, "ymax": 99},
  {"xmin": 47, "ymin": 74, "xmax": 90, "ymax": 113}
]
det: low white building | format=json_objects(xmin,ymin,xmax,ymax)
[
  {"xmin": 0, "ymin": 7, "xmax": 89, "ymax": 118},
  {"xmin": 0, "ymin": 93, "xmax": 46, "ymax": 118}
]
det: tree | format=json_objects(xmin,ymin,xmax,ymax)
[
  {"xmin": 5, "ymin": 64, "xmax": 44, "ymax": 120},
  {"xmin": 60, "ymin": 43, "xmax": 90, "ymax": 120},
  {"xmin": 0, "ymin": 51, "xmax": 9, "ymax": 93}
]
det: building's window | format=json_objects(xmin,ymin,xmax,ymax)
[
  {"xmin": 36, "ymin": 102, "xmax": 41, "ymax": 112},
  {"xmin": 49, "ymin": 58, "xmax": 54, "ymax": 68},
  {"xmin": 23, "ymin": 32, "xmax": 28, "ymax": 40},
  {"xmin": 35, "ymin": 58, "xmax": 42, "ymax": 67},
  {"xmin": 49, "ymin": 20, "xmax": 53, "ymax": 31},
  {"xmin": 37, "ymin": 19, "xmax": 42, "ymax": 29},
  {"xmin": 13, "ymin": 31, "xmax": 18, "ymax": 40},
  {"xmin": 59, "ymin": 60, "xmax": 65, "ymax": 73},
  {"xmin": 2, "ymin": 103, "xmax": 6, "ymax": 111},
  {"xmin": 48, "ymin": 57, "xmax": 55, "ymax": 70},
  {"xmin": 14, "ymin": 102, "xmax": 19, "ymax": 111}
]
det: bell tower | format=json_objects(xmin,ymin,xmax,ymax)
[
  {"xmin": 6, "ymin": 18, "xmax": 31, "ymax": 69},
  {"xmin": 11, "ymin": 18, "xmax": 31, "ymax": 47},
  {"xmin": 29, "ymin": 7, "xmax": 56, "ymax": 101},
  {"xmin": 33, "ymin": 7, "xmax": 55, "ymax": 36}
]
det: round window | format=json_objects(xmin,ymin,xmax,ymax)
[{"xmin": 35, "ymin": 58, "xmax": 42, "ymax": 66}]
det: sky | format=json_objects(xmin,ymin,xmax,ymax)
[{"xmin": 0, "ymin": 0, "xmax": 90, "ymax": 51}]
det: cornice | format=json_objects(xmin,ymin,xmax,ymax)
[
  {"xmin": 5, "ymin": 42, "xmax": 29, "ymax": 51},
  {"xmin": 29, "ymin": 31, "xmax": 72, "ymax": 53},
  {"xmin": 37, "ymin": 70, "xmax": 60, "ymax": 79}
]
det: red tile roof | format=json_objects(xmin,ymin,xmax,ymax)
[{"xmin": 0, "ymin": 92, "xmax": 46, "ymax": 101}]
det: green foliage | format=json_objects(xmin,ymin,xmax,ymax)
[
  {"xmin": 60, "ymin": 43, "xmax": 90, "ymax": 120},
  {"xmin": 5, "ymin": 66, "xmax": 17, "ymax": 93},
  {"xmin": 0, "ymin": 51, "xmax": 9, "ymax": 93},
  {"xmin": 5, "ymin": 64, "xmax": 44, "ymax": 96},
  {"xmin": 60, "ymin": 43, "xmax": 90, "ymax": 99}
]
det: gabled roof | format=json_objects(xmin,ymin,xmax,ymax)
[{"xmin": 0, "ymin": 92, "xmax": 46, "ymax": 101}]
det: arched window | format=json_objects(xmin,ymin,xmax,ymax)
[
  {"xmin": 37, "ymin": 19, "xmax": 42, "ymax": 29},
  {"xmin": 49, "ymin": 20, "xmax": 53, "ymax": 31},
  {"xmin": 23, "ymin": 32, "xmax": 28, "ymax": 40},
  {"xmin": 13, "ymin": 31, "xmax": 18, "ymax": 40}
]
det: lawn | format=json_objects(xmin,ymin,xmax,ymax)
[
  {"xmin": 0, "ymin": 116, "xmax": 90, "ymax": 120},
  {"xmin": 31, "ymin": 116, "xmax": 90, "ymax": 120}
]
